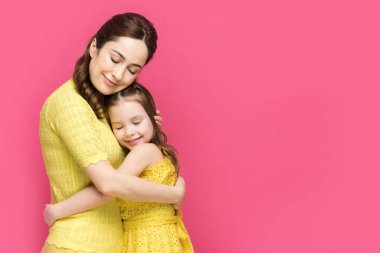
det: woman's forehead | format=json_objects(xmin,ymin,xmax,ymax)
[{"xmin": 103, "ymin": 37, "xmax": 148, "ymax": 65}]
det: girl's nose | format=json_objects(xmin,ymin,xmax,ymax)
[{"xmin": 125, "ymin": 126, "xmax": 135, "ymax": 137}]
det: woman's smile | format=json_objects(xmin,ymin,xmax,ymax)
[{"xmin": 104, "ymin": 75, "xmax": 118, "ymax": 87}]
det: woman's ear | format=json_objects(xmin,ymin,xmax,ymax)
[{"xmin": 89, "ymin": 38, "xmax": 98, "ymax": 58}]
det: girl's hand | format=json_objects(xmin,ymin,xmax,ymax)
[
  {"xmin": 43, "ymin": 204, "xmax": 59, "ymax": 227},
  {"xmin": 173, "ymin": 176, "xmax": 186, "ymax": 210},
  {"xmin": 154, "ymin": 110, "xmax": 162, "ymax": 128}
]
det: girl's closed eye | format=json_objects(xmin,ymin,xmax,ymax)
[
  {"xmin": 132, "ymin": 121, "xmax": 141, "ymax": 125},
  {"xmin": 113, "ymin": 126, "xmax": 124, "ymax": 130}
]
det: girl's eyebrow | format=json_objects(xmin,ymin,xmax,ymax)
[
  {"xmin": 111, "ymin": 49, "xmax": 142, "ymax": 68},
  {"xmin": 111, "ymin": 115, "xmax": 142, "ymax": 124},
  {"xmin": 130, "ymin": 115, "xmax": 143, "ymax": 120}
]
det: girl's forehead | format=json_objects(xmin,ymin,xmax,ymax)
[
  {"xmin": 108, "ymin": 94, "xmax": 141, "ymax": 107},
  {"xmin": 122, "ymin": 94, "xmax": 141, "ymax": 101},
  {"xmin": 109, "ymin": 98, "xmax": 145, "ymax": 116}
]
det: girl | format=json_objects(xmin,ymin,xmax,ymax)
[
  {"xmin": 44, "ymin": 83, "xmax": 194, "ymax": 253},
  {"xmin": 40, "ymin": 13, "xmax": 185, "ymax": 253}
]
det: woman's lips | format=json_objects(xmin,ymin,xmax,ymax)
[{"xmin": 104, "ymin": 75, "xmax": 117, "ymax": 87}]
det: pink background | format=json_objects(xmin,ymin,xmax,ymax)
[{"xmin": 1, "ymin": 0, "xmax": 379, "ymax": 252}]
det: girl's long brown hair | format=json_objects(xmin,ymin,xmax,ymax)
[
  {"xmin": 73, "ymin": 13, "xmax": 158, "ymax": 119},
  {"xmin": 105, "ymin": 82, "xmax": 179, "ymax": 173}
]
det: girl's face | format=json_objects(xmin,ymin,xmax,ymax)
[
  {"xmin": 108, "ymin": 98, "xmax": 154, "ymax": 150},
  {"xmin": 89, "ymin": 37, "xmax": 148, "ymax": 95}
]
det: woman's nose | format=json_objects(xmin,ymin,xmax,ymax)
[{"xmin": 112, "ymin": 66, "xmax": 124, "ymax": 81}]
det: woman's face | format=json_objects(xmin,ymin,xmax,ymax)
[
  {"xmin": 108, "ymin": 98, "xmax": 154, "ymax": 150},
  {"xmin": 89, "ymin": 37, "xmax": 149, "ymax": 95}
]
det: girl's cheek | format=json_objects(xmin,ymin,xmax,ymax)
[{"xmin": 118, "ymin": 132, "xmax": 124, "ymax": 142}]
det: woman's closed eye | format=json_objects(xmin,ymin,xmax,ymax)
[
  {"xmin": 110, "ymin": 56, "xmax": 121, "ymax": 64},
  {"xmin": 128, "ymin": 67, "xmax": 140, "ymax": 75}
]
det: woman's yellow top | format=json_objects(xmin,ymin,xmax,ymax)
[{"xmin": 40, "ymin": 80, "xmax": 125, "ymax": 253}]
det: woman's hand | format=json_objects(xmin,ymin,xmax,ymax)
[
  {"xmin": 154, "ymin": 110, "xmax": 162, "ymax": 128},
  {"xmin": 173, "ymin": 176, "xmax": 186, "ymax": 210},
  {"xmin": 43, "ymin": 204, "xmax": 59, "ymax": 227}
]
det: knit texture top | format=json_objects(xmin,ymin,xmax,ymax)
[{"xmin": 40, "ymin": 79, "xmax": 124, "ymax": 253}]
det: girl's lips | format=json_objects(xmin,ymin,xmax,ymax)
[{"xmin": 126, "ymin": 137, "xmax": 142, "ymax": 144}]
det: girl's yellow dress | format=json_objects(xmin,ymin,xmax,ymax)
[{"xmin": 118, "ymin": 157, "xmax": 194, "ymax": 253}]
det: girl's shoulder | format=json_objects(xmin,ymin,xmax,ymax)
[{"xmin": 129, "ymin": 143, "xmax": 163, "ymax": 166}]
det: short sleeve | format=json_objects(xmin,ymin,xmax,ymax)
[{"xmin": 44, "ymin": 90, "xmax": 108, "ymax": 168}]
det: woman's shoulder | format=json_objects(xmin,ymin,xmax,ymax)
[
  {"xmin": 43, "ymin": 80, "xmax": 80, "ymax": 104},
  {"xmin": 41, "ymin": 79, "xmax": 91, "ymax": 115}
]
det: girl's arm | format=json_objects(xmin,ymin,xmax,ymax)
[
  {"xmin": 117, "ymin": 143, "xmax": 164, "ymax": 176},
  {"xmin": 115, "ymin": 144, "xmax": 186, "ymax": 209},
  {"xmin": 85, "ymin": 151, "xmax": 184, "ymax": 203}
]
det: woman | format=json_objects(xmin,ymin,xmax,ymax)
[
  {"xmin": 40, "ymin": 13, "xmax": 185, "ymax": 253},
  {"xmin": 44, "ymin": 83, "xmax": 194, "ymax": 252}
]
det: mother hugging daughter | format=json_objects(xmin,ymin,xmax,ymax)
[{"xmin": 40, "ymin": 13, "xmax": 193, "ymax": 253}]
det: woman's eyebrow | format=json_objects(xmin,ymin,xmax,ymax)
[{"xmin": 112, "ymin": 49, "xmax": 142, "ymax": 68}]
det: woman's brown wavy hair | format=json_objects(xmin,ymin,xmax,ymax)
[
  {"xmin": 105, "ymin": 82, "xmax": 179, "ymax": 173},
  {"xmin": 73, "ymin": 13, "xmax": 158, "ymax": 119}
]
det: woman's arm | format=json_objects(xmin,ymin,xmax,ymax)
[
  {"xmin": 44, "ymin": 143, "xmax": 184, "ymax": 226},
  {"xmin": 44, "ymin": 175, "xmax": 186, "ymax": 226},
  {"xmin": 43, "ymin": 186, "xmax": 111, "ymax": 226}
]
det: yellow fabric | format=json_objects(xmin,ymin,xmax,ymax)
[
  {"xmin": 40, "ymin": 80, "xmax": 125, "ymax": 253},
  {"xmin": 41, "ymin": 243, "xmax": 80, "ymax": 253},
  {"xmin": 118, "ymin": 157, "xmax": 194, "ymax": 253}
]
